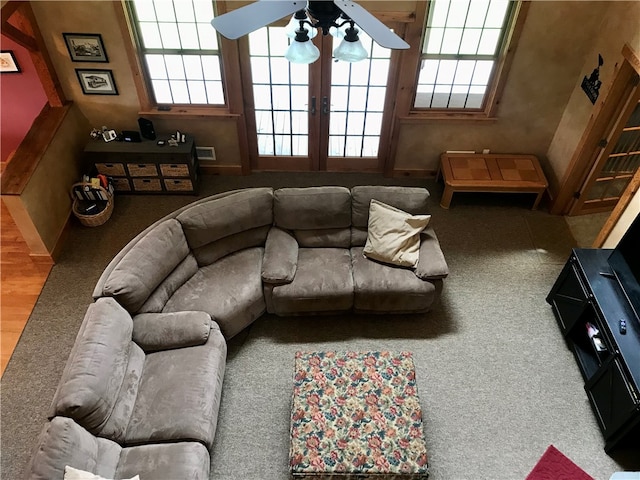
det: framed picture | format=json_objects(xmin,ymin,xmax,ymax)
[
  {"xmin": 0, "ymin": 51, "xmax": 21, "ymax": 73},
  {"xmin": 63, "ymin": 33, "xmax": 108, "ymax": 62},
  {"xmin": 76, "ymin": 69, "xmax": 118, "ymax": 95}
]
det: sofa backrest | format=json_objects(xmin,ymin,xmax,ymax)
[
  {"xmin": 100, "ymin": 219, "xmax": 191, "ymax": 313},
  {"xmin": 274, "ymin": 187, "xmax": 352, "ymax": 248},
  {"xmin": 49, "ymin": 298, "xmax": 144, "ymax": 443},
  {"xmin": 177, "ymin": 187, "xmax": 274, "ymax": 266},
  {"xmin": 351, "ymin": 186, "xmax": 431, "ymax": 246},
  {"xmin": 25, "ymin": 417, "xmax": 121, "ymax": 480}
]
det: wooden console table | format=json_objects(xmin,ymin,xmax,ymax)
[{"xmin": 438, "ymin": 153, "xmax": 548, "ymax": 209}]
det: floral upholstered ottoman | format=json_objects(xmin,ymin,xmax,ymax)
[{"xmin": 289, "ymin": 351, "xmax": 429, "ymax": 479}]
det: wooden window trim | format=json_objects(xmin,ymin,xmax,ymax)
[
  {"xmin": 395, "ymin": 0, "xmax": 529, "ymax": 121},
  {"xmin": 114, "ymin": 0, "xmax": 235, "ymax": 115}
]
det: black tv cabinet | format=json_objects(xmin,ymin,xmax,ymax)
[{"xmin": 547, "ymin": 248, "xmax": 640, "ymax": 452}]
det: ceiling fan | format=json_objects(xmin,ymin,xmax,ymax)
[{"xmin": 211, "ymin": 0, "xmax": 409, "ymax": 63}]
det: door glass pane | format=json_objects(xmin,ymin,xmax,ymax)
[
  {"xmin": 249, "ymin": 26, "xmax": 309, "ymax": 156},
  {"xmin": 329, "ymin": 31, "xmax": 390, "ymax": 158}
]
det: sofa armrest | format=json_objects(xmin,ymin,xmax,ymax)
[
  {"xmin": 132, "ymin": 311, "xmax": 212, "ymax": 352},
  {"xmin": 415, "ymin": 226, "xmax": 449, "ymax": 280},
  {"xmin": 262, "ymin": 226, "xmax": 298, "ymax": 284}
]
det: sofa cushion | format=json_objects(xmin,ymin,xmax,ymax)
[
  {"xmin": 116, "ymin": 442, "xmax": 210, "ymax": 480},
  {"xmin": 262, "ymin": 227, "xmax": 298, "ymax": 284},
  {"xmin": 25, "ymin": 417, "xmax": 121, "ymax": 480},
  {"xmin": 177, "ymin": 188, "xmax": 273, "ymax": 251},
  {"xmin": 274, "ymin": 187, "xmax": 351, "ymax": 230},
  {"xmin": 124, "ymin": 323, "xmax": 227, "ymax": 450},
  {"xmin": 193, "ymin": 225, "xmax": 271, "ymax": 266},
  {"xmin": 138, "ymin": 254, "xmax": 199, "ymax": 314},
  {"xmin": 101, "ymin": 219, "xmax": 190, "ymax": 313},
  {"xmin": 269, "ymin": 248, "xmax": 354, "ymax": 315},
  {"xmin": 26, "ymin": 417, "xmax": 211, "ymax": 480},
  {"xmin": 351, "ymin": 186, "xmax": 430, "ymax": 227},
  {"xmin": 51, "ymin": 298, "xmax": 141, "ymax": 438},
  {"xmin": 363, "ymin": 199, "xmax": 431, "ymax": 268},
  {"xmin": 132, "ymin": 311, "xmax": 212, "ymax": 352},
  {"xmin": 351, "ymin": 186, "xmax": 431, "ymax": 247},
  {"xmin": 163, "ymin": 247, "xmax": 266, "ymax": 339},
  {"xmin": 351, "ymin": 247, "xmax": 441, "ymax": 313},
  {"xmin": 415, "ymin": 227, "xmax": 450, "ymax": 280},
  {"xmin": 294, "ymin": 228, "xmax": 351, "ymax": 248}
]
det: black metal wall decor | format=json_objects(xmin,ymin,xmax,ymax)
[{"xmin": 582, "ymin": 54, "xmax": 604, "ymax": 104}]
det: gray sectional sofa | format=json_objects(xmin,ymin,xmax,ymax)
[{"xmin": 25, "ymin": 186, "xmax": 448, "ymax": 479}]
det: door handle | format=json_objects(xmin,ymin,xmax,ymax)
[
  {"xmin": 322, "ymin": 96, "xmax": 330, "ymax": 115},
  {"xmin": 310, "ymin": 96, "xmax": 316, "ymax": 115}
]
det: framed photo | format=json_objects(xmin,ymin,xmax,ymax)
[
  {"xmin": 76, "ymin": 69, "xmax": 118, "ymax": 95},
  {"xmin": 63, "ymin": 33, "xmax": 108, "ymax": 62},
  {"xmin": 0, "ymin": 51, "xmax": 21, "ymax": 73}
]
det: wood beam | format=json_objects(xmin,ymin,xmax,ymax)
[
  {"xmin": 0, "ymin": 0, "xmax": 24, "ymax": 23},
  {"xmin": 0, "ymin": 21, "xmax": 36, "ymax": 50},
  {"xmin": 5, "ymin": 2, "xmax": 66, "ymax": 107},
  {"xmin": 19, "ymin": 4, "xmax": 66, "ymax": 106}
]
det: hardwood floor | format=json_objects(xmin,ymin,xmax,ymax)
[{"xmin": 1, "ymin": 200, "xmax": 52, "ymax": 376}]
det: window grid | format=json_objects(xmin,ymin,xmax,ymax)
[
  {"xmin": 415, "ymin": 0, "xmax": 513, "ymax": 110},
  {"xmin": 250, "ymin": 27, "xmax": 308, "ymax": 156},
  {"xmin": 329, "ymin": 34, "xmax": 390, "ymax": 157},
  {"xmin": 130, "ymin": 0, "xmax": 225, "ymax": 105}
]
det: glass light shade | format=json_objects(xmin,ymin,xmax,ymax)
[
  {"xmin": 285, "ymin": 15, "xmax": 317, "ymax": 39},
  {"xmin": 333, "ymin": 37, "xmax": 368, "ymax": 62},
  {"xmin": 285, "ymin": 39, "xmax": 320, "ymax": 64},
  {"xmin": 329, "ymin": 25, "xmax": 347, "ymax": 39}
]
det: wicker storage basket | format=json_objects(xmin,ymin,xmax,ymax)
[{"xmin": 71, "ymin": 182, "xmax": 114, "ymax": 227}]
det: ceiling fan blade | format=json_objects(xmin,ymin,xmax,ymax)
[
  {"xmin": 211, "ymin": 0, "xmax": 304, "ymax": 40},
  {"xmin": 333, "ymin": 0, "xmax": 409, "ymax": 50}
]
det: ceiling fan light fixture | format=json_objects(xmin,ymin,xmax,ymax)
[
  {"xmin": 285, "ymin": 29, "xmax": 320, "ymax": 64},
  {"xmin": 333, "ymin": 26, "xmax": 368, "ymax": 63},
  {"xmin": 285, "ymin": 10, "xmax": 317, "ymax": 39},
  {"xmin": 329, "ymin": 24, "xmax": 347, "ymax": 39}
]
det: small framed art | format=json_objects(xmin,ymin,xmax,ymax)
[
  {"xmin": 0, "ymin": 51, "xmax": 21, "ymax": 73},
  {"xmin": 76, "ymin": 69, "xmax": 118, "ymax": 95},
  {"xmin": 63, "ymin": 33, "xmax": 108, "ymax": 63}
]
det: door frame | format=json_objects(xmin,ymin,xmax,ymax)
[
  {"xmin": 551, "ymin": 44, "xmax": 640, "ymax": 215},
  {"xmin": 569, "ymin": 83, "xmax": 640, "ymax": 215}
]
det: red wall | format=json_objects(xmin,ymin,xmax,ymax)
[{"xmin": 1, "ymin": 35, "xmax": 48, "ymax": 163}]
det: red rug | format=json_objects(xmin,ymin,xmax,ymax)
[{"xmin": 526, "ymin": 445, "xmax": 594, "ymax": 480}]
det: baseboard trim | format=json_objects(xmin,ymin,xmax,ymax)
[
  {"xmin": 28, "ymin": 253, "xmax": 55, "ymax": 265},
  {"xmin": 200, "ymin": 165, "xmax": 243, "ymax": 175},
  {"xmin": 392, "ymin": 169, "xmax": 437, "ymax": 178}
]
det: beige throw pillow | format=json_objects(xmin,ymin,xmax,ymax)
[
  {"xmin": 363, "ymin": 199, "xmax": 431, "ymax": 268},
  {"xmin": 64, "ymin": 466, "xmax": 140, "ymax": 480}
]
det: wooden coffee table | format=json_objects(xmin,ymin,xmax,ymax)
[
  {"xmin": 438, "ymin": 153, "xmax": 548, "ymax": 209},
  {"xmin": 289, "ymin": 351, "xmax": 429, "ymax": 478}
]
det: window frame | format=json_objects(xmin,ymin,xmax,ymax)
[
  {"xmin": 122, "ymin": 0, "xmax": 233, "ymax": 115},
  {"xmin": 402, "ymin": 0, "xmax": 529, "ymax": 120}
]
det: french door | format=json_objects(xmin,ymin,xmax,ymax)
[
  {"xmin": 570, "ymin": 82, "xmax": 640, "ymax": 215},
  {"xmin": 241, "ymin": 25, "xmax": 398, "ymax": 172}
]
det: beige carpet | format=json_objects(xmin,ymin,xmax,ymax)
[{"xmin": 2, "ymin": 174, "xmax": 638, "ymax": 480}]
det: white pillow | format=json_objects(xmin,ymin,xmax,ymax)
[
  {"xmin": 363, "ymin": 199, "xmax": 431, "ymax": 268},
  {"xmin": 64, "ymin": 466, "xmax": 140, "ymax": 480}
]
